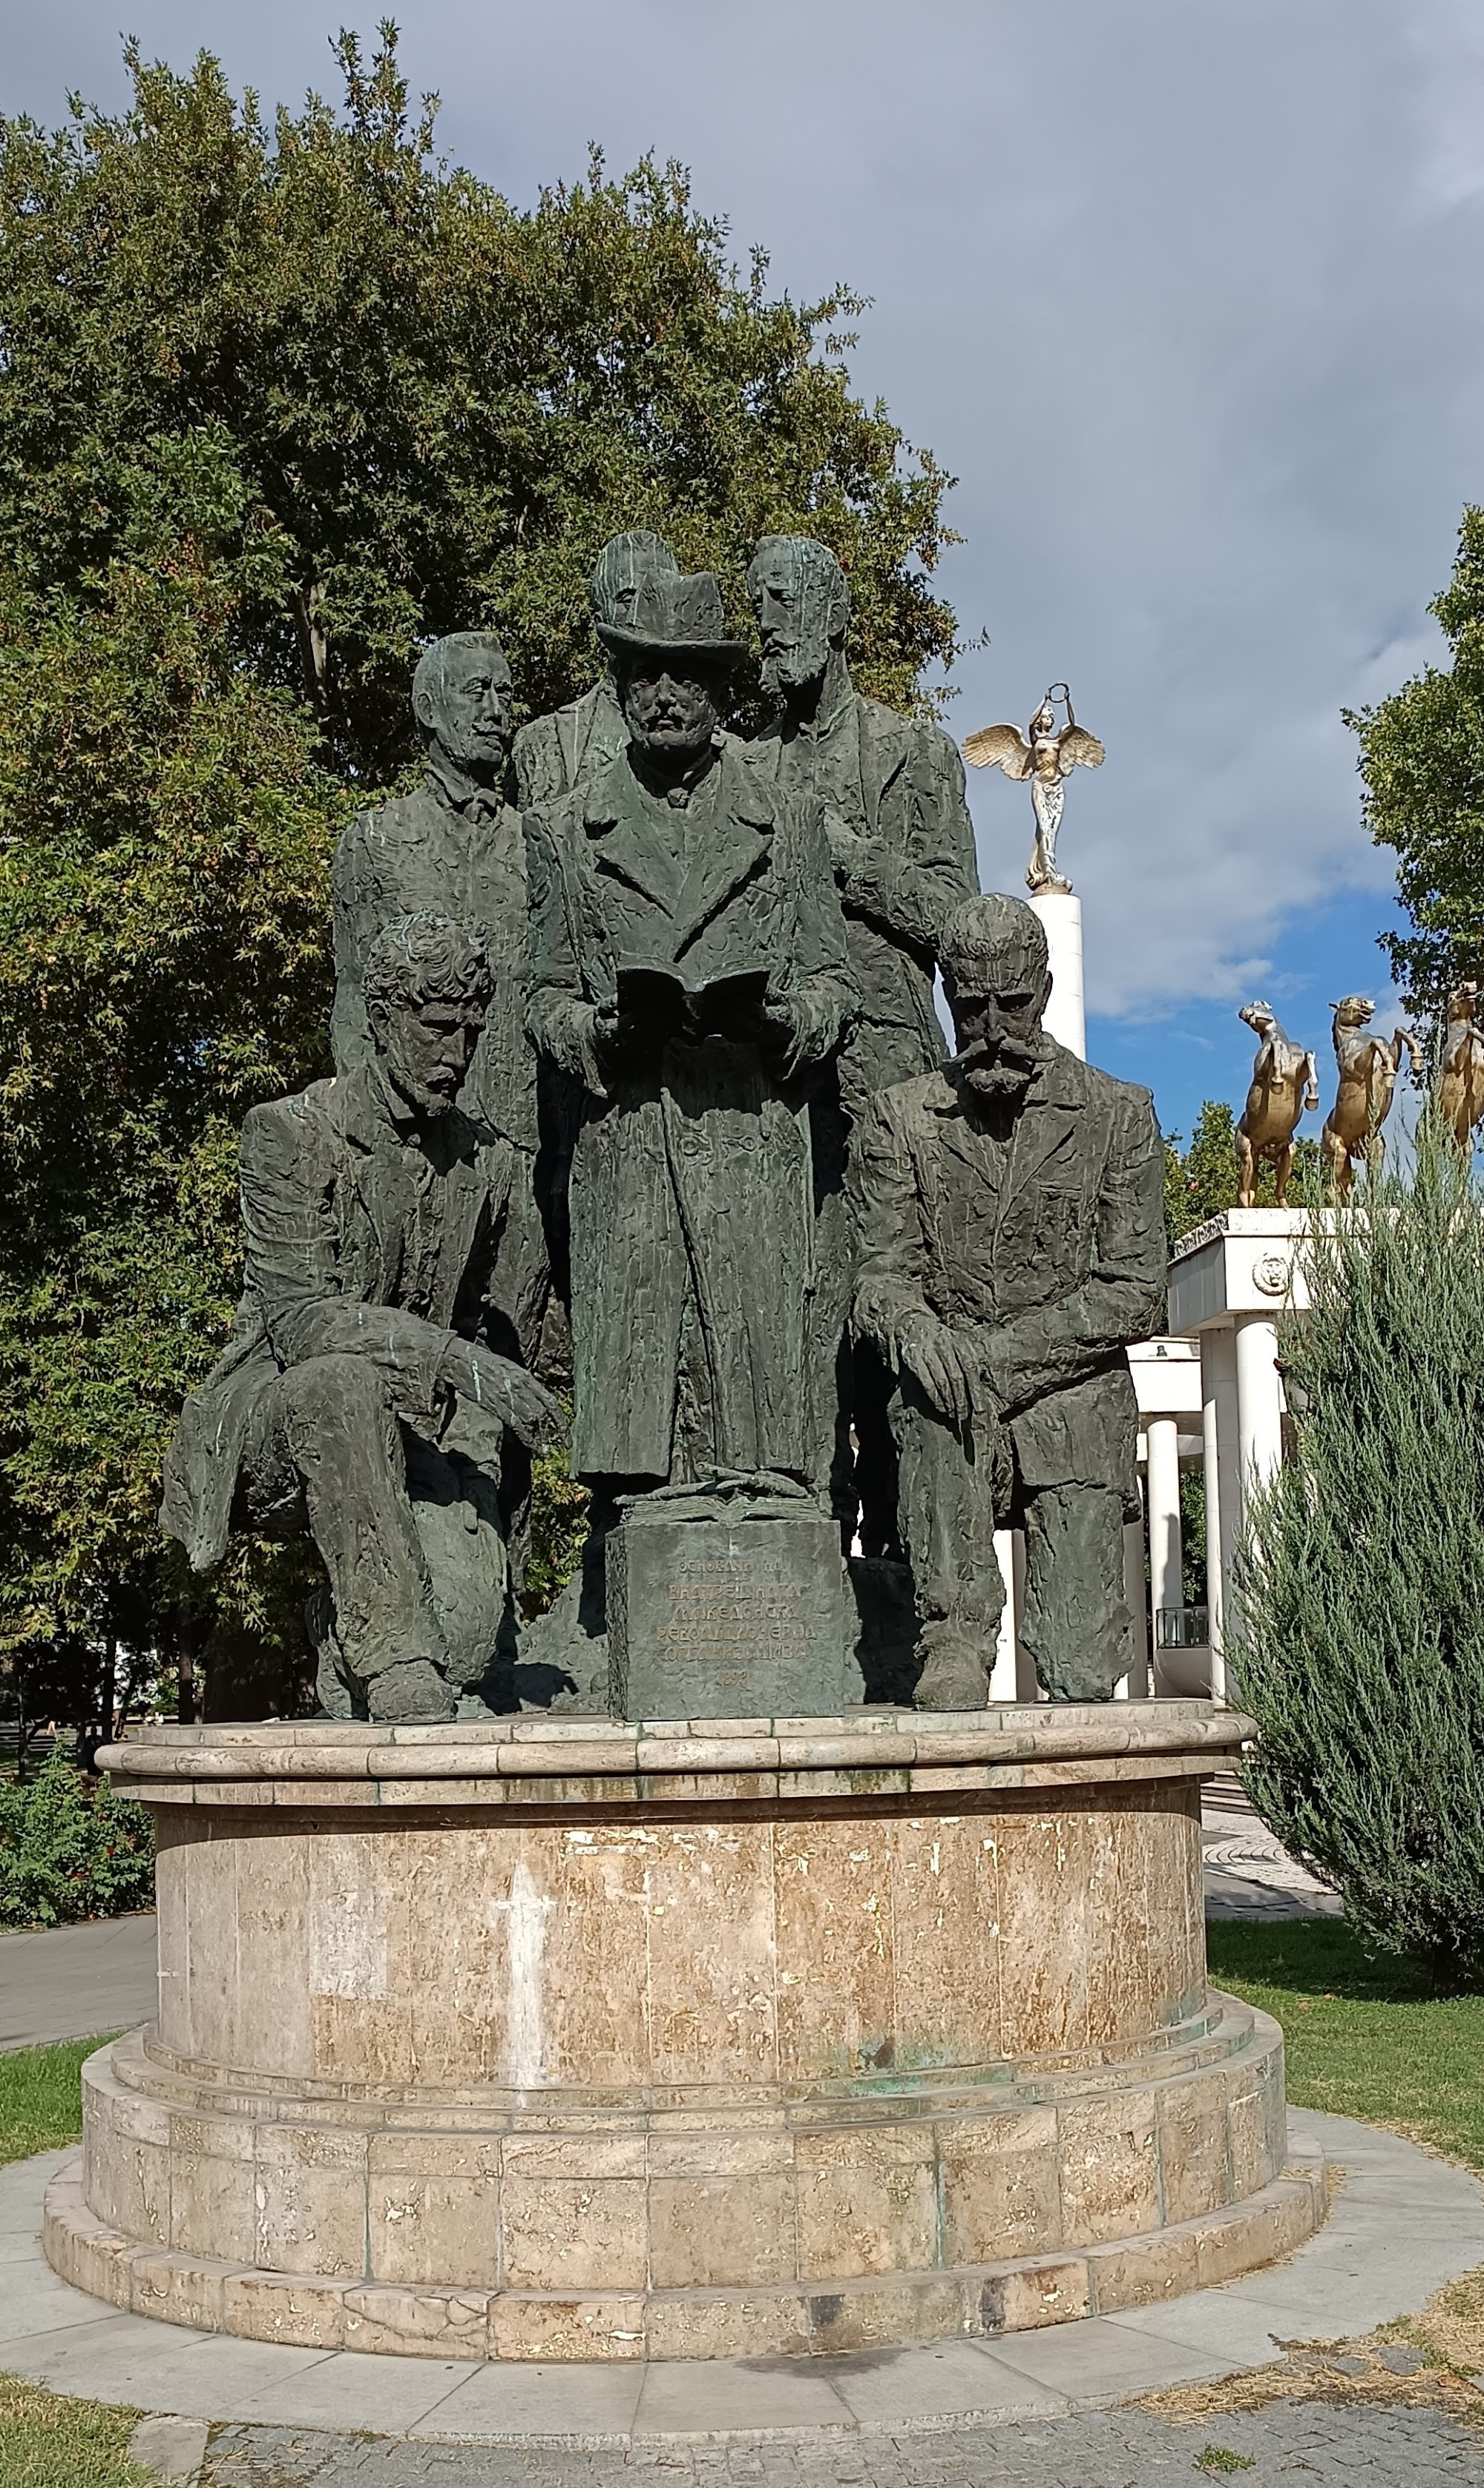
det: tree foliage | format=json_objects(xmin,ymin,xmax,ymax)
[
  {"xmin": 1230, "ymin": 1129, "xmax": 1484, "ymax": 1989},
  {"xmin": 0, "ymin": 1751, "xmax": 154, "ymax": 1928},
  {"xmin": 1163, "ymin": 1100, "xmax": 1319, "ymax": 1245},
  {"xmin": 0, "ymin": 519, "xmax": 347, "ymax": 1667},
  {"xmin": 0, "ymin": 30, "xmax": 962, "ymax": 1698},
  {"xmin": 1349, "ymin": 508, "xmax": 1484, "ymax": 1025},
  {"xmin": 0, "ymin": 28, "xmax": 959, "ymax": 772}
]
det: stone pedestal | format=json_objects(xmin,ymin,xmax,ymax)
[
  {"xmin": 46, "ymin": 1705, "xmax": 1321, "ymax": 2362},
  {"xmin": 607, "ymin": 1491, "xmax": 853, "ymax": 1719}
]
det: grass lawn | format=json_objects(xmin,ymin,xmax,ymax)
[
  {"xmin": 0, "ymin": 2038, "xmax": 116, "ymax": 2170},
  {"xmin": 1, "ymin": 2037, "xmax": 146, "ymax": 2486},
  {"xmin": 1207, "ymin": 1917, "xmax": 1484, "ymax": 2171},
  {"xmin": 0, "ymin": 2375, "xmax": 149, "ymax": 2488}
]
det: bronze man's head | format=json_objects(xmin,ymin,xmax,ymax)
[
  {"xmin": 598, "ymin": 572, "xmax": 745, "ymax": 768},
  {"xmin": 591, "ymin": 531, "xmax": 680, "ymax": 636},
  {"xmin": 411, "ymin": 633, "xmax": 513, "ymax": 780},
  {"xmin": 364, "ymin": 914, "xmax": 493, "ymax": 1120},
  {"xmin": 746, "ymin": 535, "xmax": 849, "ymax": 695},
  {"xmin": 939, "ymin": 894, "xmax": 1053, "ymax": 1107}
]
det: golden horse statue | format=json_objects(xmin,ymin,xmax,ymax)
[
  {"xmin": 1235, "ymin": 1002, "xmax": 1318, "ymax": 1206},
  {"xmin": 1321, "ymin": 996, "xmax": 1422, "ymax": 1197},
  {"xmin": 1437, "ymin": 982, "xmax": 1484, "ymax": 1149}
]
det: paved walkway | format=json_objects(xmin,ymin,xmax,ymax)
[
  {"xmin": 190, "ymin": 2399, "xmax": 1484, "ymax": 2485},
  {"xmin": 0, "ymin": 1912, "xmax": 157, "ymax": 2051},
  {"xmin": 3, "ymin": 2113, "xmax": 1483, "ymax": 2447},
  {"xmin": 1201, "ymin": 1787, "xmax": 1342, "ymax": 1921}
]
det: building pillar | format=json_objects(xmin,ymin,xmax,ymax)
[
  {"xmin": 1028, "ymin": 889, "xmax": 1085, "ymax": 1060},
  {"xmin": 1011, "ymin": 1532, "xmax": 1042, "ymax": 1701},
  {"xmin": 988, "ymin": 1527, "xmax": 1018, "ymax": 1702},
  {"xmin": 1119, "ymin": 1514, "xmax": 1150, "ymax": 1698},
  {"xmin": 1200, "ymin": 1325, "xmax": 1240, "ymax": 1704},
  {"xmin": 1235, "ymin": 1310, "xmax": 1284, "ymax": 1496},
  {"xmin": 1145, "ymin": 1414, "xmax": 1183, "ymax": 1634}
]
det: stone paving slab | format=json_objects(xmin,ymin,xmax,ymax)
[
  {"xmin": 2, "ymin": 2112, "xmax": 1483, "ymax": 2448},
  {"xmin": 195, "ymin": 2400, "xmax": 1484, "ymax": 2485}
]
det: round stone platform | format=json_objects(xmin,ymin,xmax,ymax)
[{"xmin": 45, "ymin": 1704, "xmax": 1320, "ymax": 2361}]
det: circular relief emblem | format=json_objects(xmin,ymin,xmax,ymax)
[{"xmin": 1252, "ymin": 1252, "xmax": 1290, "ymax": 1296}]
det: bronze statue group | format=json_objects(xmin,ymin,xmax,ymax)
[{"xmin": 162, "ymin": 531, "xmax": 1166, "ymax": 1722}]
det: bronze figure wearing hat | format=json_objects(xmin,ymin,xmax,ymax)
[{"xmin": 523, "ymin": 569, "xmax": 858, "ymax": 1659}]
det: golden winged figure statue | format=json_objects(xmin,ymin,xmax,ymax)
[{"xmin": 963, "ymin": 683, "xmax": 1104, "ymax": 894}]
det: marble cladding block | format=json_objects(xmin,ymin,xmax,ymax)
[
  {"xmin": 148, "ymin": 1793, "xmax": 1204, "ymax": 2092},
  {"xmin": 605, "ymin": 1498, "xmax": 852, "ymax": 1721},
  {"xmin": 56, "ymin": 1725, "xmax": 1309, "ymax": 2362}
]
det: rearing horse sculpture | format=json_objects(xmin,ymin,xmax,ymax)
[
  {"xmin": 1235, "ymin": 1002, "xmax": 1318, "ymax": 1206},
  {"xmin": 1321, "ymin": 995, "xmax": 1422, "ymax": 1197},
  {"xmin": 1437, "ymin": 981, "xmax": 1484, "ymax": 1150}
]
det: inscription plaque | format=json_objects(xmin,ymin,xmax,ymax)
[{"xmin": 606, "ymin": 1491, "xmax": 853, "ymax": 1720}]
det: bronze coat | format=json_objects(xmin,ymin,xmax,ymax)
[
  {"xmin": 752, "ymin": 689, "xmax": 978, "ymax": 1091},
  {"xmin": 161, "ymin": 1069, "xmax": 515, "ymax": 1572},
  {"xmin": 850, "ymin": 1045, "xmax": 1166, "ymax": 1497},
  {"xmin": 525, "ymin": 744, "xmax": 856, "ymax": 1481}
]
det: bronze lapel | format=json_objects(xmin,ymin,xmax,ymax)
[
  {"xmin": 672, "ymin": 755, "xmax": 775, "ymax": 959},
  {"xmin": 430, "ymin": 1129, "xmax": 504, "ymax": 1329},
  {"xmin": 585, "ymin": 764, "xmax": 683, "ymax": 919},
  {"xmin": 998, "ymin": 1050, "xmax": 1088, "ymax": 1216}
]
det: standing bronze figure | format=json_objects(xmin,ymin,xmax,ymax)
[
  {"xmin": 524, "ymin": 570, "xmax": 856, "ymax": 1638},
  {"xmin": 332, "ymin": 632, "xmax": 549, "ymax": 1368},
  {"xmin": 851, "ymin": 894, "xmax": 1165, "ymax": 1707},
  {"xmin": 746, "ymin": 531, "xmax": 978, "ymax": 1549}
]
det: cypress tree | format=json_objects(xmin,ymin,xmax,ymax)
[{"xmin": 1230, "ymin": 1128, "xmax": 1484, "ymax": 1989}]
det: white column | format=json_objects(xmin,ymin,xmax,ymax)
[
  {"xmin": 1145, "ymin": 1414, "xmax": 1183, "ymax": 1631},
  {"xmin": 988, "ymin": 1528, "xmax": 1018, "ymax": 1702},
  {"xmin": 1201, "ymin": 1394, "xmax": 1224, "ymax": 1703},
  {"xmin": 1028, "ymin": 889, "xmax": 1085, "ymax": 1060},
  {"xmin": 1200, "ymin": 1325, "xmax": 1240, "ymax": 1704},
  {"xmin": 1235, "ymin": 1310, "xmax": 1284, "ymax": 1497},
  {"xmin": 1120, "ymin": 1516, "xmax": 1150, "ymax": 1698}
]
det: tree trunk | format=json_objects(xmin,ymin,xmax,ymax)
[{"xmin": 100, "ymin": 1630, "xmax": 117, "ymax": 1745}]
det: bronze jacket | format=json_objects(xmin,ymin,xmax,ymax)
[
  {"xmin": 332, "ymin": 777, "xmax": 536, "ymax": 1158},
  {"xmin": 525, "ymin": 742, "xmax": 856, "ymax": 1481},
  {"xmin": 160, "ymin": 1068, "xmax": 516, "ymax": 1572},
  {"xmin": 512, "ymin": 678, "xmax": 627, "ymax": 813},
  {"xmin": 751, "ymin": 689, "xmax": 978, "ymax": 1076},
  {"xmin": 850, "ymin": 1044, "xmax": 1166, "ymax": 1492}
]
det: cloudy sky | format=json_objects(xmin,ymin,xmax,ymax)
[{"xmin": 11, "ymin": 0, "xmax": 1484, "ymax": 1138}]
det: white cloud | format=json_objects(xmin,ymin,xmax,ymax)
[{"xmin": 8, "ymin": 0, "xmax": 1484, "ymax": 1023}]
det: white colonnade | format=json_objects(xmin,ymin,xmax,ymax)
[{"xmin": 1166, "ymin": 1212, "xmax": 1306, "ymax": 1699}]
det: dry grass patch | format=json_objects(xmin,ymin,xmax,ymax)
[{"xmin": 0, "ymin": 2374, "xmax": 149, "ymax": 2488}]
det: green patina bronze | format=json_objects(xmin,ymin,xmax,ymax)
[{"xmin": 160, "ymin": 548, "xmax": 1166, "ymax": 1722}]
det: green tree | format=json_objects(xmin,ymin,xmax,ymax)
[
  {"xmin": 1230, "ymin": 1129, "xmax": 1484, "ymax": 1989},
  {"xmin": 0, "ymin": 31, "xmax": 962, "ymax": 1699},
  {"xmin": 1349, "ymin": 508, "xmax": 1484, "ymax": 1024},
  {"xmin": 0, "ymin": 28, "xmax": 959, "ymax": 774},
  {"xmin": 0, "ymin": 511, "xmax": 347, "ymax": 1678}
]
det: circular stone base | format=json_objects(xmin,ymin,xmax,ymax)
[
  {"xmin": 47, "ymin": 1706, "xmax": 1318, "ymax": 2361},
  {"xmin": 45, "ymin": 2011, "xmax": 1322, "ymax": 2361}
]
